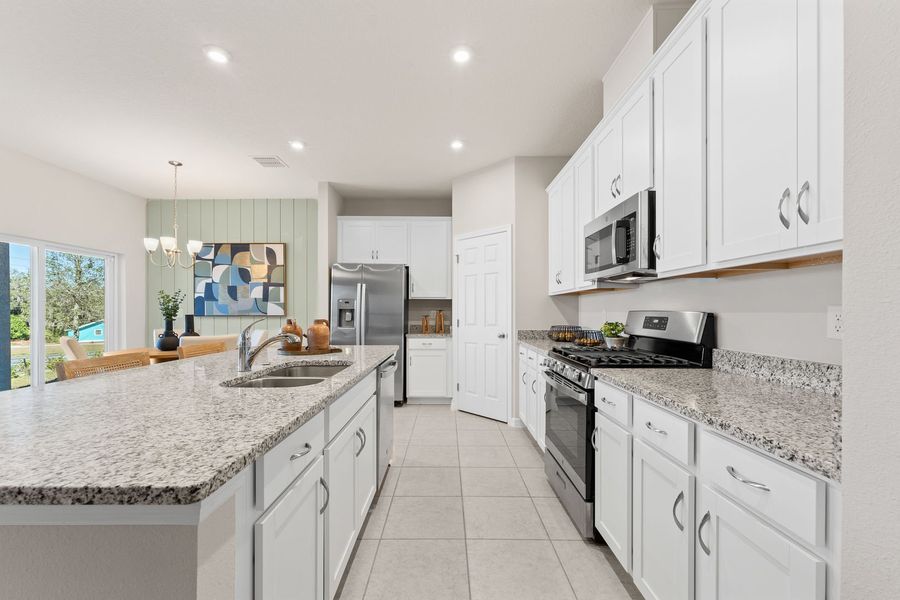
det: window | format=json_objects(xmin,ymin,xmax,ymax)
[{"xmin": 1, "ymin": 236, "xmax": 117, "ymax": 391}]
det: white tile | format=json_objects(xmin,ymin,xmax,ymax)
[
  {"xmin": 463, "ymin": 497, "xmax": 547, "ymax": 540},
  {"xmin": 460, "ymin": 468, "xmax": 529, "ymax": 497},
  {"xmin": 394, "ymin": 467, "xmax": 461, "ymax": 496},
  {"xmin": 414, "ymin": 415, "xmax": 458, "ymax": 431},
  {"xmin": 381, "ymin": 497, "xmax": 465, "ymax": 539},
  {"xmin": 408, "ymin": 428, "xmax": 458, "ymax": 446},
  {"xmin": 401, "ymin": 445, "xmax": 460, "ymax": 467},
  {"xmin": 456, "ymin": 413, "xmax": 502, "ymax": 430},
  {"xmin": 509, "ymin": 444, "xmax": 545, "ymax": 468},
  {"xmin": 533, "ymin": 496, "xmax": 583, "ymax": 540},
  {"xmin": 519, "ymin": 468, "xmax": 556, "ymax": 497},
  {"xmin": 337, "ymin": 539, "xmax": 379, "ymax": 600},
  {"xmin": 380, "ymin": 466, "xmax": 401, "ymax": 497},
  {"xmin": 363, "ymin": 539, "xmax": 469, "ymax": 600},
  {"xmin": 457, "ymin": 429, "xmax": 507, "ymax": 446},
  {"xmin": 501, "ymin": 428, "xmax": 536, "ymax": 447},
  {"xmin": 458, "ymin": 445, "xmax": 516, "ymax": 468},
  {"xmin": 467, "ymin": 539, "xmax": 576, "ymax": 600},
  {"xmin": 552, "ymin": 540, "xmax": 642, "ymax": 600},
  {"xmin": 361, "ymin": 495, "xmax": 392, "ymax": 539}
]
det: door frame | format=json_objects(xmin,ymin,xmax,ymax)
[{"xmin": 451, "ymin": 225, "xmax": 514, "ymax": 422}]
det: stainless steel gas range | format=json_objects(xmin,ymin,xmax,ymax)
[{"xmin": 543, "ymin": 310, "xmax": 716, "ymax": 538}]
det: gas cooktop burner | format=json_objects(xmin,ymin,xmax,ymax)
[{"xmin": 552, "ymin": 346, "xmax": 693, "ymax": 368}]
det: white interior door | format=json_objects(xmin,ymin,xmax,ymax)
[{"xmin": 455, "ymin": 229, "xmax": 511, "ymax": 422}]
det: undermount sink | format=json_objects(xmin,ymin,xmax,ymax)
[
  {"xmin": 266, "ymin": 364, "xmax": 349, "ymax": 378},
  {"xmin": 231, "ymin": 377, "xmax": 325, "ymax": 389}
]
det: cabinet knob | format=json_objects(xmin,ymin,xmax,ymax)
[{"xmin": 498, "ymin": 333, "xmax": 507, "ymax": 339}]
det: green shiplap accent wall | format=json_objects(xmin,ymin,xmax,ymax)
[{"xmin": 145, "ymin": 199, "xmax": 318, "ymax": 344}]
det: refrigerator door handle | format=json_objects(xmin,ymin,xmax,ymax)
[
  {"xmin": 355, "ymin": 282, "xmax": 362, "ymax": 345},
  {"xmin": 360, "ymin": 283, "xmax": 367, "ymax": 346}
]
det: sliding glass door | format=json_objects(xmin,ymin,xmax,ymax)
[{"xmin": 1, "ymin": 237, "xmax": 117, "ymax": 391}]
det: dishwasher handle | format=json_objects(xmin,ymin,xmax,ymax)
[{"xmin": 379, "ymin": 360, "xmax": 399, "ymax": 378}]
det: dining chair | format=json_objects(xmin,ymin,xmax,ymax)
[
  {"xmin": 57, "ymin": 351, "xmax": 151, "ymax": 381},
  {"xmin": 59, "ymin": 336, "xmax": 89, "ymax": 360},
  {"xmin": 177, "ymin": 340, "xmax": 228, "ymax": 359}
]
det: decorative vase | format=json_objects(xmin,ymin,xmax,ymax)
[
  {"xmin": 306, "ymin": 319, "xmax": 331, "ymax": 351},
  {"xmin": 435, "ymin": 310, "xmax": 445, "ymax": 334},
  {"xmin": 281, "ymin": 319, "xmax": 304, "ymax": 352},
  {"xmin": 156, "ymin": 319, "xmax": 180, "ymax": 351},
  {"xmin": 604, "ymin": 336, "xmax": 627, "ymax": 350},
  {"xmin": 182, "ymin": 315, "xmax": 200, "ymax": 337}
]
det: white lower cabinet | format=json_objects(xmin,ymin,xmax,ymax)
[
  {"xmin": 354, "ymin": 398, "xmax": 378, "ymax": 528},
  {"xmin": 696, "ymin": 484, "xmax": 826, "ymax": 600},
  {"xmin": 517, "ymin": 345, "xmax": 547, "ymax": 449},
  {"xmin": 255, "ymin": 455, "xmax": 326, "ymax": 600},
  {"xmin": 324, "ymin": 414, "xmax": 360, "ymax": 600},
  {"xmin": 407, "ymin": 339, "xmax": 452, "ymax": 399},
  {"xmin": 632, "ymin": 439, "xmax": 694, "ymax": 600},
  {"xmin": 594, "ymin": 413, "xmax": 633, "ymax": 572}
]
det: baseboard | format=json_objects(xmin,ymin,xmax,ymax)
[
  {"xmin": 406, "ymin": 398, "xmax": 452, "ymax": 405},
  {"xmin": 507, "ymin": 417, "xmax": 525, "ymax": 429}
]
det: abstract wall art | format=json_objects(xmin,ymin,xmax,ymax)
[{"xmin": 193, "ymin": 243, "xmax": 286, "ymax": 316}]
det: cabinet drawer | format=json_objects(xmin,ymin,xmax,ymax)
[
  {"xmin": 327, "ymin": 371, "xmax": 377, "ymax": 441},
  {"xmin": 408, "ymin": 337, "xmax": 448, "ymax": 350},
  {"xmin": 256, "ymin": 411, "xmax": 325, "ymax": 510},
  {"xmin": 526, "ymin": 349, "xmax": 537, "ymax": 364},
  {"xmin": 699, "ymin": 431, "xmax": 826, "ymax": 547},
  {"xmin": 594, "ymin": 379, "xmax": 631, "ymax": 427},
  {"xmin": 633, "ymin": 398, "xmax": 694, "ymax": 466}
]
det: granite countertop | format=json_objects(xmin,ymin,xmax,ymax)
[
  {"xmin": 518, "ymin": 338, "xmax": 556, "ymax": 354},
  {"xmin": 592, "ymin": 367, "xmax": 842, "ymax": 481},
  {"xmin": 407, "ymin": 333, "xmax": 452, "ymax": 338},
  {"xmin": 0, "ymin": 345, "xmax": 398, "ymax": 506}
]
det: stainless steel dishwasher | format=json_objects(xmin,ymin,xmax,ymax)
[{"xmin": 376, "ymin": 357, "xmax": 398, "ymax": 488}]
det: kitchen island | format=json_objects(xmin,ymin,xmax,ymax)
[{"xmin": 0, "ymin": 344, "xmax": 398, "ymax": 600}]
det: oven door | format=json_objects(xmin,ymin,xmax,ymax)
[{"xmin": 543, "ymin": 370, "xmax": 594, "ymax": 500}]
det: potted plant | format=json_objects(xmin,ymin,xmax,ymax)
[
  {"xmin": 601, "ymin": 321, "xmax": 626, "ymax": 349},
  {"xmin": 156, "ymin": 290, "xmax": 186, "ymax": 351}
]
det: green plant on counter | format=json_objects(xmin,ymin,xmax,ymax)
[
  {"xmin": 157, "ymin": 290, "xmax": 186, "ymax": 320},
  {"xmin": 601, "ymin": 321, "xmax": 625, "ymax": 338}
]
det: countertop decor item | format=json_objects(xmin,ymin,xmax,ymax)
[
  {"xmin": 281, "ymin": 319, "xmax": 304, "ymax": 352},
  {"xmin": 601, "ymin": 321, "xmax": 626, "ymax": 348},
  {"xmin": 306, "ymin": 319, "xmax": 331, "ymax": 351},
  {"xmin": 143, "ymin": 161, "xmax": 203, "ymax": 269},
  {"xmin": 436, "ymin": 310, "xmax": 445, "ymax": 334},
  {"xmin": 574, "ymin": 330, "xmax": 604, "ymax": 347},
  {"xmin": 420, "ymin": 314, "xmax": 430, "ymax": 335},
  {"xmin": 193, "ymin": 242, "xmax": 286, "ymax": 316},
  {"xmin": 276, "ymin": 346, "xmax": 342, "ymax": 356},
  {"xmin": 548, "ymin": 325, "xmax": 582, "ymax": 342},
  {"xmin": 182, "ymin": 314, "xmax": 200, "ymax": 337},
  {"xmin": 156, "ymin": 290, "xmax": 185, "ymax": 351}
]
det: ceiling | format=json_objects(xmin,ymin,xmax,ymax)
[{"xmin": 0, "ymin": 0, "xmax": 649, "ymax": 200}]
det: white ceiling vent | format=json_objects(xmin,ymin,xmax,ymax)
[{"xmin": 250, "ymin": 155, "xmax": 289, "ymax": 168}]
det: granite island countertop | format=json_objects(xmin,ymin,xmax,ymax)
[
  {"xmin": 592, "ymin": 367, "xmax": 842, "ymax": 481},
  {"xmin": 0, "ymin": 345, "xmax": 398, "ymax": 505}
]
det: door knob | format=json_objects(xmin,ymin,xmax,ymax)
[{"xmin": 498, "ymin": 333, "xmax": 507, "ymax": 339}]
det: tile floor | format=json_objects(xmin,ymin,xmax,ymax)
[{"xmin": 336, "ymin": 404, "xmax": 642, "ymax": 600}]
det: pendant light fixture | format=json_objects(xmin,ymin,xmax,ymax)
[{"xmin": 143, "ymin": 161, "xmax": 203, "ymax": 269}]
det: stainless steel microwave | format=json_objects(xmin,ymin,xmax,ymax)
[{"xmin": 584, "ymin": 190, "xmax": 656, "ymax": 282}]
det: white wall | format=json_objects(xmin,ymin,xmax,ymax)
[
  {"xmin": 0, "ymin": 145, "xmax": 146, "ymax": 347},
  {"xmin": 579, "ymin": 263, "xmax": 842, "ymax": 364},
  {"xmin": 451, "ymin": 158, "xmax": 516, "ymax": 238},
  {"xmin": 316, "ymin": 182, "xmax": 344, "ymax": 317},
  {"xmin": 341, "ymin": 197, "xmax": 451, "ymax": 217},
  {"xmin": 842, "ymin": 1, "xmax": 900, "ymax": 595}
]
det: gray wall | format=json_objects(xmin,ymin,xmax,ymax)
[
  {"xmin": 341, "ymin": 196, "xmax": 451, "ymax": 217},
  {"xmin": 146, "ymin": 199, "xmax": 318, "ymax": 344},
  {"xmin": 0, "ymin": 243, "xmax": 9, "ymax": 391},
  {"xmin": 842, "ymin": 1, "xmax": 900, "ymax": 594}
]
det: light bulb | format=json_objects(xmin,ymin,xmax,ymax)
[
  {"xmin": 203, "ymin": 45, "xmax": 231, "ymax": 64},
  {"xmin": 452, "ymin": 47, "xmax": 472, "ymax": 64},
  {"xmin": 186, "ymin": 240, "xmax": 203, "ymax": 255},
  {"xmin": 143, "ymin": 238, "xmax": 160, "ymax": 252},
  {"xmin": 160, "ymin": 236, "xmax": 177, "ymax": 252},
  {"xmin": 450, "ymin": 139, "xmax": 464, "ymax": 151}
]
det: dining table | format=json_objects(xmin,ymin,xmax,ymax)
[{"xmin": 104, "ymin": 347, "xmax": 179, "ymax": 365}]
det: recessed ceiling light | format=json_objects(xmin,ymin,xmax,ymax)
[
  {"xmin": 203, "ymin": 45, "xmax": 231, "ymax": 64},
  {"xmin": 452, "ymin": 47, "xmax": 472, "ymax": 64},
  {"xmin": 289, "ymin": 140, "xmax": 305, "ymax": 151},
  {"xmin": 450, "ymin": 139, "xmax": 464, "ymax": 151}
]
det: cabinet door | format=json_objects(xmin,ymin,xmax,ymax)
[
  {"xmin": 548, "ymin": 183, "xmax": 563, "ymax": 294},
  {"xmin": 518, "ymin": 354, "xmax": 529, "ymax": 424},
  {"xmin": 535, "ymin": 370, "xmax": 546, "ymax": 450},
  {"xmin": 594, "ymin": 414, "xmax": 633, "ymax": 572},
  {"xmin": 593, "ymin": 124, "xmax": 622, "ymax": 216},
  {"xmin": 558, "ymin": 171, "xmax": 576, "ymax": 291},
  {"xmin": 255, "ymin": 456, "xmax": 325, "ymax": 600},
  {"xmin": 324, "ymin": 422, "xmax": 359, "ymax": 599},
  {"xmin": 407, "ymin": 349, "xmax": 450, "ymax": 398},
  {"xmin": 619, "ymin": 79, "xmax": 654, "ymax": 199},
  {"xmin": 696, "ymin": 485, "xmax": 825, "ymax": 600},
  {"xmin": 653, "ymin": 17, "xmax": 706, "ymax": 274},
  {"xmin": 708, "ymin": 0, "xmax": 799, "ymax": 261},
  {"xmin": 525, "ymin": 366, "xmax": 538, "ymax": 439},
  {"xmin": 573, "ymin": 147, "xmax": 595, "ymax": 289},
  {"xmin": 374, "ymin": 221, "xmax": 409, "ymax": 263},
  {"xmin": 633, "ymin": 439, "xmax": 693, "ymax": 600},
  {"xmin": 354, "ymin": 397, "xmax": 378, "ymax": 529},
  {"xmin": 408, "ymin": 220, "xmax": 451, "ymax": 298},
  {"xmin": 338, "ymin": 220, "xmax": 377, "ymax": 263}
]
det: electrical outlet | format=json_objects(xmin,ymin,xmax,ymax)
[{"xmin": 827, "ymin": 306, "xmax": 843, "ymax": 340}]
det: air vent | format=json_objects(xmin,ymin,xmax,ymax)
[{"xmin": 250, "ymin": 155, "xmax": 289, "ymax": 168}]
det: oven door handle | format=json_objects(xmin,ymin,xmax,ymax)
[{"xmin": 543, "ymin": 370, "xmax": 588, "ymax": 406}]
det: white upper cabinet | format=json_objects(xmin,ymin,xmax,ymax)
[
  {"xmin": 408, "ymin": 219, "xmax": 451, "ymax": 298},
  {"xmin": 337, "ymin": 218, "xmax": 409, "ymax": 264},
  {"xmin": 696, "ymin": 484, "xmax": 826, "ymax": 600},
  {"xmin": 708, "ymin": 0, "xmax": 840, "ymax": 261},
  {"xmin": 653, "ymin": 16, "xmax": 706, "ymax": 274},
  {"xmin": 619, "ymin": 78, "xmax": 654, "ymax": 200},
  {"xmin": 548, "ymin": 169, "xmax": 576, "ymax": 295},
  {"xmin": 573, "ymin": 146, "xmax": 595, "ymax": 289},
  {"xmin": 593, "ymin": 123, "xmax": 622, "ymax": 216}
]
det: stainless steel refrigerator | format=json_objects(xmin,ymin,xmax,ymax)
[{"xmin": 330, "ymin": 263, "xmax": 407, "ymax": 403}]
